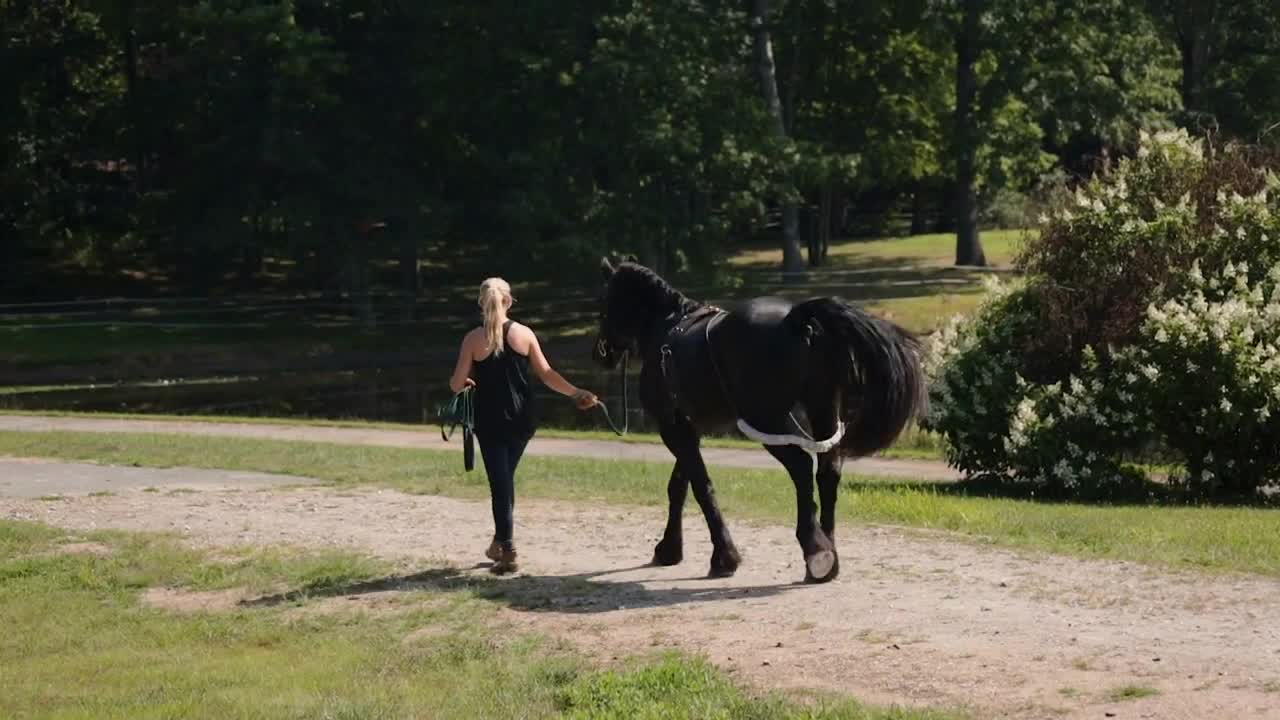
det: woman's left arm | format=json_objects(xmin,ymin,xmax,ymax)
[{"xmin": 449, "ymin": 333, "xmax": 477, "ymax": 394}]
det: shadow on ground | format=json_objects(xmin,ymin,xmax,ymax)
[{"xmin": 240, "ymin": 562, "xmax": 812, "ymax": 615}]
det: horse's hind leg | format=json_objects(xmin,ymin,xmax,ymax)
[
  {"xmin": 816, "ymin": 451, "xmax": 842, "ymax": 580},
  {"xmin": 763, "ymin": 440, "xmax": 837, "ymax": 584},
  {"xmin": 652, "ymin": 462, "xmax": 688, "ymax": 566},
  {"xmin": 659, "ymin": 418, "xmax": 741, "ymax": 577}
]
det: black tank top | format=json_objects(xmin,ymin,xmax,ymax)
[{"xmin": 472, "ymin": 320, "xmax": 536, "ymax": 437}]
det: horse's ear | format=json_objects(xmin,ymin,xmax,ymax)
[{"xmin": 600, "ymin": 256, "xmax": 615, "ymax": 280}]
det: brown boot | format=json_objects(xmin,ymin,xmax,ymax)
[
  {"xmin": 490, "ymin": 546, "xmax": 518, "ymax": 575},
  {"xmin": 484, "ymin": 538, "xmax": 502, "ymax": 562}
]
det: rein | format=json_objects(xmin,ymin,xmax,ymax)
[
  {"xmin": 595, "ymin": 350, "xmax": 629, "ymax": 436},
  {"xmin": 439, "ymin": 387, "xmax": 474, "ymax": 442}
]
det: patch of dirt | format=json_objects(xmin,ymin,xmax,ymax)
[
  {"xmin": 5, "ymin": 482, "xmax": 1280, "ymax": 720},
  {"xmin": 142, "ymin": 587, "xmax": 247, "ymax": 613},
  {"xmin": 283, "ymin": 591, "xmax": 448, "ymax": 621},
  {"xmin": 51, "ymin": 540, "xmax": 112, "ymax": 556}
]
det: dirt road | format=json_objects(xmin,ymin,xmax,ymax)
[
  {"xmin": 3, "ymin": 458, "xmax": 1277, "ymax": 720},
  {"xmin": 0, "ymin": 414, "xmax": 961, "ymax": 480}
]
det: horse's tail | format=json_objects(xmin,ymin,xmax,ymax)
[{"xmin": 785, "ymin": 298, "xmax": 928, "ymax": 458}]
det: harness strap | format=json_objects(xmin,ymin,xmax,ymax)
[
  {"xmin": 736, "ymin": 419, "xmax": 846, "ymax": 453},
  {"xmin": 658, "ymin": 306, "xmax": 724, "ymax": 422}
]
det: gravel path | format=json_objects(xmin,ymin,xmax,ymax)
[
  {"xmin": 0, "ymin": 414, "xmax": 960, "ymax": 480},
  {"xmin": 3, "ymin": 458, "xmax": 1278, "ymax": 720}
]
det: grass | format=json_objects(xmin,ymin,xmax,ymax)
[
  {"xmin": 729, "ymin": 230, "xmax": 1030, "ymax": 270},
  {"xmin": 726, "ymin": 230, "xmax": 1030, "ymax": 333},
  {"xmin": 1105, "ymin": 685, "xmax": 1159, "ymax": 702},
  {"xmin": 3, "ymin": 231, "xmax": 1027, "ymax": 368},
  {"xmin": 0, "ymin": 409, "xmax": 950, "ymax": 460},
  {"xmin": 4, "ymin": 430, "xmax": 1280, "ymax": 577},
  {"xmin": 0, "ymin": 520, "xmax": 956, "ymax": 720}
]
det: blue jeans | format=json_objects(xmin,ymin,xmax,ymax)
[{"xmin": 476, "ymin": 431, "xmax": 532, "ymax": 550}]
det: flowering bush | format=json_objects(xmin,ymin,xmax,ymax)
[
  {"xmin": 1123, "ymin": 261, "xmax": 1280, "ymax": 495},
  {"xmin": 923, "ymin": 278, "xmax": 1035, "ymax": 480},
  {"xmin": 1016, "ymin": 128, "xmax": 1279, "ymax": 381},
  {"xmin": 925, "ymin": 130, "xmax": 1280, "ymax": 499}
]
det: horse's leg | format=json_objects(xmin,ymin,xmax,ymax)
[
  {"xmin": 659, "ymin": 419, "xmax": 741, "ymax": 577},
  {"xmin": 761, "ymin": 439, "xmax": 836, "ymax": 583},
  {"xmin": 651, "ymin": 462, "xmax": 687, "ymax": 566},
  {"xmin": 809, "ymin": 404, "xmax": 844, "ymax": 581},
  {"xmin": 815, "ymin": 451, "xmax": 843, "ymax": 581}
]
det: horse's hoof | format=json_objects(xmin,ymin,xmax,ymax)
[
  {"xmin": 707, "ymin": 563, "xmax": 737, "ymax": 579},
  {"xmin": 708, "ymin": 548, "xmax": 741, "ymax": 578},
  {"xmin": 652, "ymin": 542, "xmax": 683, "ymax": 567},
  {"xmin": 803, "ymin": 550, "xmax": 838, "ymax": 584}
]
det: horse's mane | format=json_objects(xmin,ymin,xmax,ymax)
[{"xmin": 613, "ymin": 262, "xmax": 702, "ymax": 317}]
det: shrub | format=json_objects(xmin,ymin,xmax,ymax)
[
  {"xmin": 924, "ymin": 130, "xmax": 1280, "ymax": 499},
  {"xmin": 1122, "ymin": 261, "xmax": 1280, "ymax": 496},
  {"xmin": 1015, "ymin": 129, "xmax": 1280, "ymax": 380}
]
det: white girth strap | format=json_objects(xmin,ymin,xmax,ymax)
[{"xmin": 736, "ymin": 419, "xmax": 846, "ymax": 454}]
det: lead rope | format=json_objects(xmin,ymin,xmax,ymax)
[
  {"xmin": 440, "ymin": 386, "xmax": 474, "ymax": 442},
  {"xmin": 595, "ymin": 350, "xmax": 629, "ymax": 436}
]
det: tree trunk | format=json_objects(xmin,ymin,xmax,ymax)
[
  {"xmin": 1173, "ymin": 0, "xmax": 1217, "ymax": 118},
  {"xmin": 750, "ymin": 0, "xmax": 805, "ymax": 280},
  {"xmin": 953, "ymin": 0, "xmax": 987, "ymax": 268},
  {"xmin": 821, "ymin": 188, "xmax": 831, "ymax": 265},
  {"xmin": 910, "ymin": 183, "xmax": 929, "ymax": 235},
  {"xmin": 1178, "ymin": 32, "xmax": 1210, "ymax": 116},
  {"xmin": 122, "ymin": 0, "xmax": 144, "ymax": 190},
  {"xmin": 396, "ymin": 217, "xmax": 419, "ymax": 322}
]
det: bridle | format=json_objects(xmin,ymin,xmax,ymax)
[{"xmin": 594, "ymin": 315, "xmax": 630, "ymax": 436}]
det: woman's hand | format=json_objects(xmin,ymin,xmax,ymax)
[
  {"xmin": 572, "ymin": 389, "xmax": 599, "ymax": 410},
  {"xmin": 461, "ymin": 378, "xmax": 476, "ymax": 390}
]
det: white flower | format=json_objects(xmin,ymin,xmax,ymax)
[
  {"xmin": 1188, "ymin": 261, "xmax": 1204, "ymax": 285},
  {"xmin": 1220, "ymin": 398, "xmax": 1233, "ymax": 413}
]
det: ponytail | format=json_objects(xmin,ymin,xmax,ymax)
[{"xmin": 478, "ymin": 277, "xmax": 512, "ymax": 356}]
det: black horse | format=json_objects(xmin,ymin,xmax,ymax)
[{"xmin": 593, "ymin": 257, "xmax": 927, "ymax": 583}]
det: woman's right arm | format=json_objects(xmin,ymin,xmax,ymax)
[
  {"xmin": 448, "ymin": 332, "xmax": 477, "ymax": 394},
  {"xmin": 525, "ymin": 329, "xmax": 597, "ymax": 408}
]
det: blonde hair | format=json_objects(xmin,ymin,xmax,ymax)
[{"xmin": 478, "ymin": 277, "xmax": 513, "ymax": 356}]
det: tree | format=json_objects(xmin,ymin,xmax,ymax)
[
  {"xmin": 938, "ymin": 0, "xmax": 1181, "ymax": 267},
  {"xmin": 951, "ymin": 0, "xmax": 985, "ymax": 265},
  {"xmin": 750, "ymin": 0, "xmax": 805, "ymax": 277},
  {"xmin": 1145, "ymin": 0, "xmax": 1280, "ymax": 140}
]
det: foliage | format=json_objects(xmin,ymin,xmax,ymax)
[
  {"xmin": 1125, "ymin": 261, "xmax": 1280, "ymax": 495},
  {"xmin": 1, "ymin": 1, "xmax": 1277, "ymax": 294},
  {"xmin": 924, "ymin": 130, "xmax": 1280, "ymax": 498}
]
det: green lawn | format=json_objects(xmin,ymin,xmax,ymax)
[
  {"xmin": 729, "ymin": 230, "xmax": 1030, "ymax": 270},
  {"xmin": 0, "ymin": 409, "xmax": 949, "ymax": 461},
  {"xmin": 4, "ymin": 430, "xmax": 1279, "ymax": 577},
  {"xmin": 2, "ymin": 231, "xmax": 1027, "ymax": 367},
  {"xmin": 1, "ymin": 521, "xmax": 954, "ymax": 720},
  {"xmin": 727, "ymin": 230, "xmax": 1031, "ymax": 332}
]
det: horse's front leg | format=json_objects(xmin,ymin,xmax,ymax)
[
  {"xmin": 652, "ymin": 462, "xmax": 687, "ymax": 566},
  {"xmin": 659, "ymin": 419, "xmax": 741, "ymax": 577}
]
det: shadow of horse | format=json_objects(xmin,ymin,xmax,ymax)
[{"xmin": 239, "ymin": 563, "xmax": 811, "ymax": 615}]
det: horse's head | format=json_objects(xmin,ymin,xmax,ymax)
[{"xmin": 593, "ymin": 254, "xmax": 642, "ymax": 369}]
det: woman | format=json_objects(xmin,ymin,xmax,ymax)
[{"xmin": 449, "ymin": 277, "xmax": 598, "ymax": 574}]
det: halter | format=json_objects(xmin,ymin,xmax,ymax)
[{"xmin": 593, "ymin": 328, "xmax": 630, "ymax": 436}]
